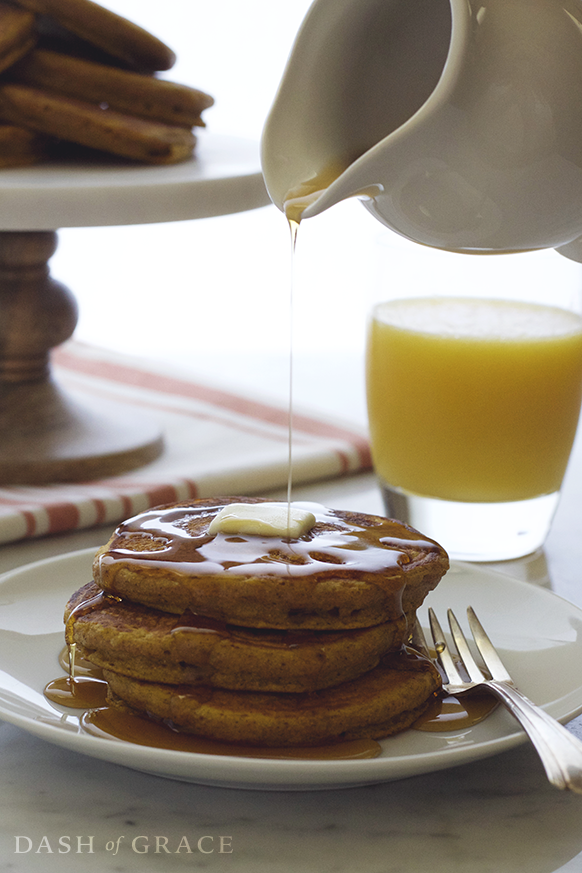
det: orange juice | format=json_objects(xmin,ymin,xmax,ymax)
[{"xmin": 366, "ymin": 297, "xmax": 582, "ymax": 503}]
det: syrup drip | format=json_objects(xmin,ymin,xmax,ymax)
[
  {"xmin": 64, "ymin": 589, "xmax": 113, "ymax": 645},
  {"xmin": 58, "ymin": 645, "xmax": 104, "ymax": 677},
  {"xmin": 45, "ymin": 639, "xmax": 109, "ymax": 709},
  {"xmin": 45, "ymin": 593, "xmax": 115, "ymax": 710}
]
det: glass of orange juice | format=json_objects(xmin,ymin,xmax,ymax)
[{"xmin": 366, "ymin": 248, "xmax": 582, "ymax": 561}]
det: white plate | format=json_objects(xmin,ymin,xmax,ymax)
[{"xmin": 1, "ymin": 548, "xmax": 582, "ymax": 791}]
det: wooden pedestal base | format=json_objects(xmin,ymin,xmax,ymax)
[{"xmin": 0, "ymin": 231, "xmax": 163, "ymax": 485}]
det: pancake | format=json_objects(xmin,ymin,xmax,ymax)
[
  {"xmin": 102, "ymin": 648, "xmax": 441, "ymax": 747},
  {"xmin": 0, "ymin": 3, "xmax": 37, "ymax": 74},
  {"xmin": 10, "ymin": 49, "xmax": 214, "ymax": 127},
  {"xmin": 34, "ymin": 13, "xmax": 138, "ymax": 67},
  {"xmin": 93, "ymin": 497, "xmax": 449, "ymax": 630},
  {"xmin": 12, "ymin": 0, "xmax": 176, "ymax": 71},
  {"xmin": 0, "ymin": 84, "xmax": 196, "ymax": 163},
  {"xmin": 0, "ymin": 123, "xmax": 48, "ymax": 166},
  {"xmin": 65, "ymin": 581, "xmax": 410, "ymax": 693}
]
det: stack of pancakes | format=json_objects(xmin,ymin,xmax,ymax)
[
  {"xmin": 0, "ymin": 0, "xmax": 213, "ymax": 166},
  {"xmin": 64, "ymin": 497, "xmax": 449, "ymax": 748}
]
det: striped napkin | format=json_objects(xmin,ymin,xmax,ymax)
[{"xmin": 0, "ymin": 343, "xmax": 371, "ymax": 545}]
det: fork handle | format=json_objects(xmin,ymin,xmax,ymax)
[{"xmin": 487, "ymin": 679, "xmax": 582, "ymax": 793}]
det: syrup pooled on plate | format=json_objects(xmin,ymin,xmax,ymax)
[
  {"xmin": 80, "ymin": 706, "xmax": 382, "ymax": 760},
  {"xmin": 413, "ymin": 688, "xmax": 499, "ymax": 732},
  {"xmin": 45, "ymin": 641, "xmax": 108, "ymax": 709},
  {"xmin": 44, "ymin": 671, "xmax": 109, "ymax": 710}
]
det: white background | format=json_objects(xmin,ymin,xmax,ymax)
[{"xmin": 50, "ymin": 0, "xmax": 582, "ymax": 425}]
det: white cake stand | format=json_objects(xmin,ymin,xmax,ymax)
[{"xmin": 0, "ymin": 134, "xmax": 270, "ymax": 484}]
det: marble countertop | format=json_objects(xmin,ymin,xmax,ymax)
[{"xmin": 2, "ymin": 719, "xmax": 581, "ymax": 873}]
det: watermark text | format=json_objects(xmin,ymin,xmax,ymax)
[{"xmin": 14, "ymin": 834, "xmax": 233, "ymax": 855}]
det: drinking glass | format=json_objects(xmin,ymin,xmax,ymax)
[{"xmin": 365, "ymin": 246, "xmax": 582, "ymax": 561}]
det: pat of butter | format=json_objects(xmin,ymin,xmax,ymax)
[{"xmin": 208, "ymin": 503, "xmax": 316, "ymax": 538}]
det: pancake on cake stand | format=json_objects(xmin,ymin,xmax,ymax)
[{"xmin": 0, "ymin": 133, "xmax": 269, "ymax": 485}]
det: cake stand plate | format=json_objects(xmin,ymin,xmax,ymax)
[{"xmin": 0, "ymin": 134, "xmax": 270, "ymax": 484}]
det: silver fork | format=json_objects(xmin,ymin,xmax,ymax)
[{"xmin": 418, "ymin": 606, "xmax": 582, "ymax": 793}]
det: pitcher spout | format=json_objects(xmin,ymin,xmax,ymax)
[
  {"xmin": 282, "ymin": 160, "xmax": 386, "ymax": 224},
  {"xmin": 263, "ymin": 0, "xmax": 582, "ymax": 253},
  {"xmin": 261, "ymin": 0, "xmax": 454, "ymax": 219}
]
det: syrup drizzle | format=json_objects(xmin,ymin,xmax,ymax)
[
  {"xmin": 99, "ymin": 502, "xmax": 439, "ymax": 585},
  {"xmin": 286, "ymin": 215, "xmax": 299, "ymax": 526}
]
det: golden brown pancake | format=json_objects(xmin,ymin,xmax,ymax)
[
  {"xmin": 10, "ymin": 49, "xmax": 214, "ymax": 127},
  {"xmin": 102, "ymin": 648, "xmax": 441, "ymax": 747},
  {"xmin": 0, "ymin": 84, "xmax": 196, "ymax": 163},
  {"xmin": 0, "ymin": 123, "xmax": 48, "ymax": 166},
  {"xmin": 0, "ymin": 3, "xmax": 37, "ymax": 74},
  {"xmin": 65, "ymin": 581, "xmax": 411, "ymax": 693},
  {"xmin": 12, "ymin": 0, "xmax": 176, "ymax": 71},
  {"xmin": 34, "ymin": 13, "xmax": 136, "ymax": 66},
  {"xmin": 93, "ymin": 497, "xmax": 449, "ymax": 630}
]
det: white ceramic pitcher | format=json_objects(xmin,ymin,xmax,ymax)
[{"xmin": 261, "ymin": 0, "xmax": 582, "ymax": 260}]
